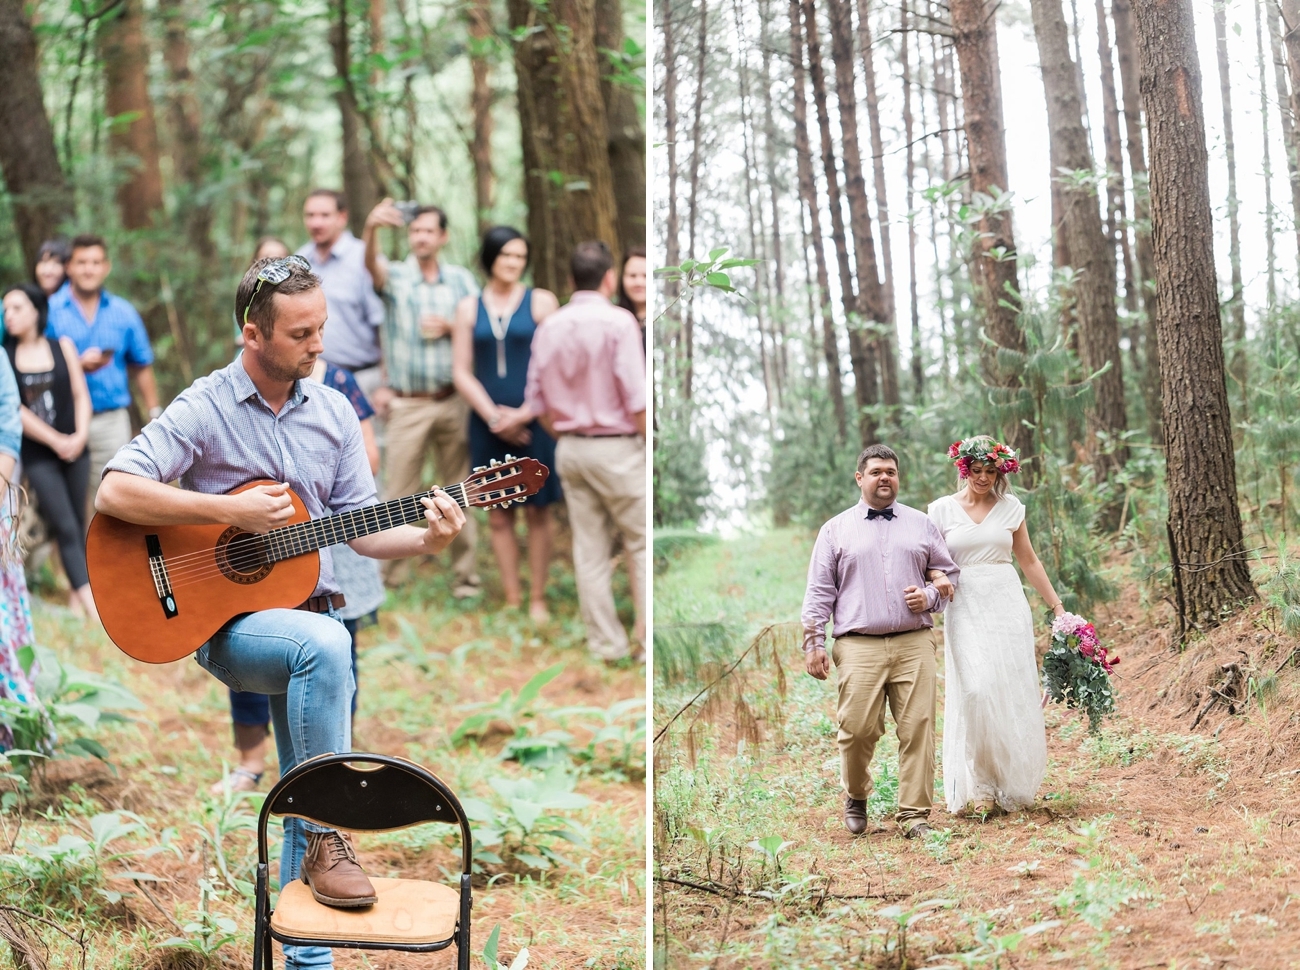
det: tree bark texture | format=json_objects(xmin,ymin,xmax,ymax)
[
  {"xmin": 595, "ymin": 0, "xmax": 646, "ymax": 248},
  {"xmin": 804, "ymin": 0, "xmax": 878, "ymax": 444},
  {"xmin": 98, "ymin": 0, "xmax": 165, "ymax": 229},
  {"xmin": 901, "ymin": 0, "xmax": 924, "ymax": 399},
  {"xmin": 1111, "ymin": 0, "xmax": 1162, "ymax": 442},
  {"xmin": 789, "ymin": 0, "xmax": 847, "ymax": 438},
  {"xmin": 758, "ymin": 0, "xmax": 788, "ymax": 391},
  {"xmin": 827, "ymin": 0, "xmax": 897, "ymax": 412},
  {"xmin": 949, "ymin": 0, "xmax": 1033, "ymax": 461},
  {"xmin": 662, "ymin": 0, "xmax": 681, "ymax": 336},
  {"xmin": 683, "ymin": 0, "xmax": 708, "ymax": 400},
  {"xmin": 856, "ymin": 0, "xmax": 899, "ymax": 393},
  {"xmin": 331, "ymin": 0, "xmax": 380, "ymax": 235},
  {"xmin": 508, "ymin": 0, "xmax": 621, "ymax": 298},
  {"xmin": 160, "ymin": 0, "xmax": 214, "ymax": 261},
  {"xmin": 1095, "ymin": 0, "xmax": 1134, "ymax": 315},
  {"xmin": 0, "ymin": 0, "xmax": 73, "ymax": 271},
  {"xmin": 1214, "ymin": 0, "xmax": 1246, "ymax": 395},
  {"xmin": 467, "ymin": 0, "xmax": 496, "ymax": 233},
  {"xmin": 1029, "ymin": 0, "xmax": 1127, "ymax": 477},
  {"xmin": 1256, "ymin": 0, "xmax": 1277, "ymax": 306},
  {"xmin": 1133, "ymin": 0, "xmax": 1256, "ymax": 633},
  {"xmin": 1270, "ymin": 0, "xmax": 1300, "ymax": 269}
]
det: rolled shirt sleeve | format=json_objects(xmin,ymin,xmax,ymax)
[
  {"xmin": 104, "ymin": 389, "xmax": 204, "ymax": 483},
  {"xmin": 923, "ymin": 518, "xmax": 960, "ymax": 613},
  {"xmin": 123, "ymin": 307, "xmax": 154, "ymax": 366}
]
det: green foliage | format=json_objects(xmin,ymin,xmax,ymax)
[
  {"xmin": 1257, "ymin": 546, "xmax": 1300, "ymax": 637},
  {"xmin": 653, "ymin": 401, "xmax": 711, "ymax": 527},
  {"xmin": 0, "ymin": 645, "xmax": 143, "ymax": 771},
  {"xmin": 451, "ymin": 663, "xmax": 565, "ymax": 744},
  {"xmin": 483, "ymin": 923, "xmax": 531, "ymax": 969},
  {"xmin": 766, "ymin": 388, "xmax": 863, "ymax": 528},
  {"xmin": 461, "ymin": 767, "xmax": 590, "ymax": 872},
  {"xmin": 194, "ymin": 780, "xmax": 265, "ymax": 897},
  {"xmin": 159, "ymin": 877, "xmax": 239, "ymax": 959},
  {"xmin": 1042, "ymin": 642, "xmax": 1117, "ymax": 734},
  {"xmin": 874, "ymin": 898, "xmax": 955, "ymax": 970},
  {"xmin": 931, "ymin": 916, "xmax": 1061, "ymax": 969},
  {"xmin": 0, "ymin": 810, "xmax": 175, "ymax": 917}
]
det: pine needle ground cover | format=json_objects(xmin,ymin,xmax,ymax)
[
  {"xmin": 0, "ymin": 520, "xmax": 645, "ymax": 970},
  {"xmin": 654, "ymin": 527, "xmax": 1300, "ymax": 969}
]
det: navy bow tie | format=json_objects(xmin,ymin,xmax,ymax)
[{"xmin": 867, "ymin": 507, "xmax": 895, "ymax": 520}]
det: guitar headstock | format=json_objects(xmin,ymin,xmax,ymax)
[{"xmin": 462, "ymin": 456, "xmax": 550, "ymax": 509}]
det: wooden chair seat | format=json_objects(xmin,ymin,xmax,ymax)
[{"xmin": 271, "ymin": 877, "xmax": 460, "ymax": 946}]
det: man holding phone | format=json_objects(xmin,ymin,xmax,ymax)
[
  {"xmin": 46, "ymin": 234, "xmax": 160, "ymax": 524},
  {"xmin": 361, "ymin": 198, "xmax": 481, "ymax": 596}
]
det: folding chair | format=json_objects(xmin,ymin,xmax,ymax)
[{"xmin": 252, "ymin": 752, "xmax": 472, "ymax": 970}]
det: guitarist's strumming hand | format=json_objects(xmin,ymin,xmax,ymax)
[
  {"xmin": 419, "ymin": 489, "xmax": 466, "ymax": 554},
  {"xmin": 227, "ymin": 481, "xmax": 297, "ymax": 534}
]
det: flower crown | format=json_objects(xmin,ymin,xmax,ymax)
[{"xmin": 947, "ymin": 437, "xmax": 1021, "ymax": 478}]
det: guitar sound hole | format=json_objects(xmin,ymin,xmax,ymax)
[{"xmin": 216, "ymin": 527, "xmax": 273, "ymax": 584}]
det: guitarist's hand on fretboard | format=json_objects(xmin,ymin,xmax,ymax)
[{"xmin": 419, "ymin": 490, "xmax": 466, "ymax": 554}]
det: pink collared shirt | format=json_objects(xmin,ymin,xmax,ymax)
[{"xmin": 524, "ymin": 291, "xmax": 646, "ymax": 435}]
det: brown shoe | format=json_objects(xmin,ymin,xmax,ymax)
[
  {"xmin": 904, "ymin": 822, "xmax": 935, "ymax": 840},
  {"xmin": 844, "ymin": 796, "xmax": 868, "ymax": 835},
  {"xmin": 301, "ymin": 830, "xmax": 377, "ymax": 908}
]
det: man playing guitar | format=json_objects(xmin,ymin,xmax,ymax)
[{"xmin": 96, "ymin": 255, "xmax": 465, "ymax": 967}]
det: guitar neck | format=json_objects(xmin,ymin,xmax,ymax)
[{"xmin": 262, "ymin": 482, "xmax": 469, "ymax": 562}]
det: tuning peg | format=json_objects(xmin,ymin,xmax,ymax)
[
  {"xmin": 473, "ymin": 465, "xmax": 486, "ymax": 472},
  {"xmin": 490, "ymin": 458, "xmax": 500, "ymax": 467},
  {"xmin": 504, "ymin": 453, "xmax": 517, "ymax": 462}
]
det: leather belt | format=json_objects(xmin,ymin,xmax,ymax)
[
  {"xmin": 394, "ymin": 386, "xmax": 456, "ymax": 401},
  {"xmin": 296, "ymin": 594, "xmax": 347, "ymax": 613}
]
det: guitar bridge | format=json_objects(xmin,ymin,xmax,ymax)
[{"xmin": 146, "ymin": 534, "xmax": 179, "ymax": 619}]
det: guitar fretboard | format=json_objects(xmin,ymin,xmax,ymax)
[{"xmin": 261, "ymin": 483, "xmax": 469, "ymax": 562}]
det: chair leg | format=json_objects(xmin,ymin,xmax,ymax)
[
  {"xmin": 253, "ymin": 863, "xmax": 268, "ymax": 970},
  {"xmin": 458, "ymin": 874, "xmax": 473, "ymax": 970}
]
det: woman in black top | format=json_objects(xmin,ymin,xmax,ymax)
[{"xmin": 1, "ymin": 284, "xmax": 95, "ymax": 622}]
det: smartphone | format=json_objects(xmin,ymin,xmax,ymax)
[{"xmin": 394, "ymin": 201, "xmax": 421, "ymax": 225}]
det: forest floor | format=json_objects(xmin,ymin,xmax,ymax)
[
  {"xmin": 653, "ymin": 528, "xmax": 1300, "ymax": 969},
  {"xmin": 1, "ymin": 516, "xmax": 645, "ymax": 970}
]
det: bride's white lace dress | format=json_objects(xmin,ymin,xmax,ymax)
[{"xmin": 928, "ymin": 493, "xmax": 1046, "ymax": 812}]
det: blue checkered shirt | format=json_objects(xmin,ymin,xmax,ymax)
[
  {"xmin": 380, "ymin": 256, "xmax": 479, "ymax": 392},
  {"xmin": 105, "ymin": 356, "xmax": 377, "ymax": 597},
  {"xmin": 46, "ymin": 283, "xmax": 154, "ymax": 413}
]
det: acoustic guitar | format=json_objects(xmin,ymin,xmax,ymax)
[{"xmin": 86, "ymin": 457, "xmax": 549, "ymax": 664}]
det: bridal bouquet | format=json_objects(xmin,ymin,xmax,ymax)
[{"xmin": 1042, "ymin": 612, "xmax": 1119, "ymax": 734}]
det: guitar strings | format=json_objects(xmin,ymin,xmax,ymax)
[{"xmin": 149, "ymin": 481, "xmax": 532, "ymax": 591}]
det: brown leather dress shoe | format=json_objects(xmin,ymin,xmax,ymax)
[
  {"xmin": 301, "ymin": 830, "xmax": 378, "ymax": 908},
  {"xmin": 844, "ymin": 796, "xmax": 868, "ymax": 835},
  {"xmin": 904, "ymin": 822, "xmax": 935, "ymax": 840}
]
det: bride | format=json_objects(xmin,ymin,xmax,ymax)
[{"xmin": 926, "ymin": 436, "xmax": 1066, "ymax": 816}]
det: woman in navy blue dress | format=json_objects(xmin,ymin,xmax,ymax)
[{"xmin": 452, "ymin": 227, "xmax": 561, "ymax": 621}]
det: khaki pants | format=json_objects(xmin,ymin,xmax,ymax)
[
  {"xmin": 832, "ymin": 629, "xmax": 938, "ymax": 829},
  {"xmin": 86, "ymin": 408, "xmax": 134, "ymax": 529},
  {"xmin": 555, "ymin": 435, "xmax": 645, "ymax": 660},
  {"xmin": 381, "ymin": 394, "xmax": 477, "ymax": 588}
]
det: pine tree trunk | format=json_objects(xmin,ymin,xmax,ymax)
[
  {"xmin": 508, "ymin": 0, "xmax": 620, "ymax": 297},
  {"xmin": 949, "ymin": 0, "xmax": 1033, "ymax": 462},
  {"xmin": 1256, "ymin": 0, "xmax": 1277, "ymax": 307},
  {"xmin": 901, "ymin": 0, "xmax": 924, "ymax": 399},
  {"xmin": 1111, "ymin": 0, "xmax": 1162, "ymax": 442},
  {"xmin": 467, "ymin": 0, "xmax": 495, "ymax": 233},
  {"xmin": 1030, "ymin": 0, "xmax": 1127, "ymax": 478},
  {"xmin": 856, "ymin": 0, "xmax": 901, "ymax": 402},
  {"xmin": 1215, "ymin": 0, "xmax": 1246, "ymax": 398},
  {"xmin": 1271, "ymin": 0, "xmax": 1300, "ymax": 270},
  {"xmin": 805, "ymin": 0, "xmax": 878, "ymax": 444},
  {"xmin": 1133, "ymin": 0, "xmax": 1256, "ymax": 635},
  {"xmin": 331, "ymin": 0, "xmax": 379, "ymax": 236},
  {"xmin": 98, "ymin": 0, "xmax": 165, "ymax": 229},
  {"xmin": 789, "ymin": 0, "xmax": 847, "ymax": 438},
  {"xmin": 827, "ymin": 0, "xmax": 896, "ymax": 416},
  {"xmin": 758, "ymin": 0, "xmax": 788, "ymax": 392},
  {"xmin": 0, "ymin": 0, "xmax": 74, "ymax": 271},
  {"xmin": 1095, "ymin": 0, "xmax": 1135, "ymax": 317},
  {"xmin": 662, "ymin": 0, "xmax": 681, "ymax": 352},
  {"xmin": 595, "ymin": 0, "xmax": 646, "ymax": 248},
  {"xmin": 684, "ymin": 0, "xmax": 708, "ymax": 400}
]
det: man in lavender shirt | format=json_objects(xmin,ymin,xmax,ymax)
[{"xmin": 802, "ymin": 444, "xmax": 960, "ymax": 839}]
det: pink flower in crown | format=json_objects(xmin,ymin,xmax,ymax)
[
  {"xmin": 1001, "ymin": 456, "xmax": 1021, "ymax": 474},
  {"xmin": 949, "ymin": 441, "xmax": 961, "ymax": 459},
  {"xmin": 956, "ymin": 457, "xmax": 972, "ymax": 479}
]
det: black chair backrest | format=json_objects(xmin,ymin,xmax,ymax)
[{"xmin": 256, "ymin": 753, "xmax": 471, "ymax": 869}]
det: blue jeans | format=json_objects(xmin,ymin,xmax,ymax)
[
  {"xmin": 196, "ymin": 607, "xmax": 353, "ymax": 970},
  {"xmin": 228, "ymin": 612, "xmax": 373, "ymax": 729}
]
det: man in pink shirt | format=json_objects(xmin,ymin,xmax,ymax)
[{"xmin": 525, "ymin": 241, "xmax": 646, "ymax": 662}]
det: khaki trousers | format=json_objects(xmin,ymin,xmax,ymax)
[
  {"xmin": 555, "ymin": 435, "xmax": 646, "ymax": 660},
  {"xmin": 86, "ymin": 408, "xmax": 133, "ymax": 529},
  {"xmin": 832, "ymin": 628, "xmax": 938, "ymax": 828},
  {"xmin": 381, "ymin": 394, "xmax": 478, "ymax": 587}
]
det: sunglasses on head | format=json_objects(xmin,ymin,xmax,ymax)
[{"xmin": 242, "ymin": 255, "xmax": 311, "ymax": 326}]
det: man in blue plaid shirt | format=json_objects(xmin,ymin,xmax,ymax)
[{"xmin": 363, "ymin": 198, "xmax": 481, "ymax": 596}]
